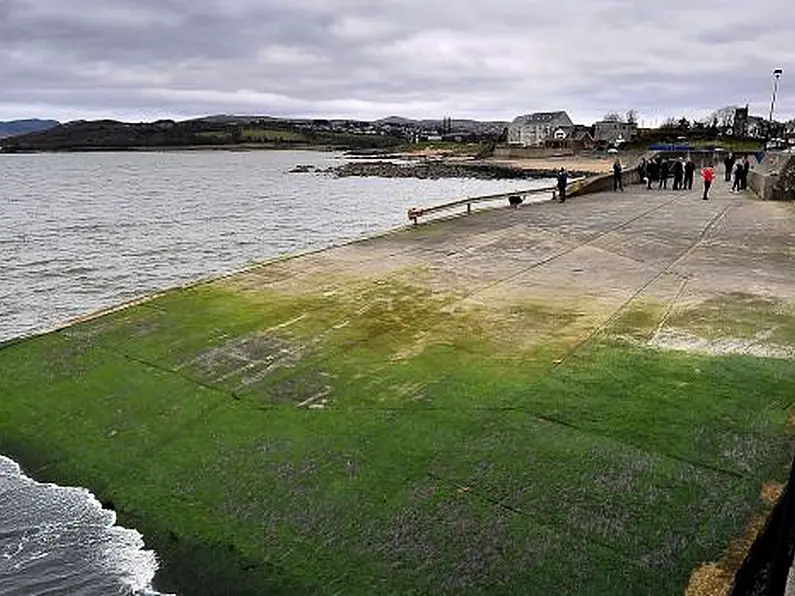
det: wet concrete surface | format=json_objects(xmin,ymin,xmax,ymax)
[{"xmin": 224, "ymin": 177, "xmax": 794, "ymax": 358}]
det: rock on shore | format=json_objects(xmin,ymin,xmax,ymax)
[{"xmin": 290, "ymin": 160, "xmax": 592, "ymax": 180}]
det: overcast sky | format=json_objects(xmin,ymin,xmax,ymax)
[{"xmin": 1, "ymin": 0, "xmax": 793, "ymax": 125}]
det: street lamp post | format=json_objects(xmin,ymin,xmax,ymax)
[{"xmin": 768, "ymin": 68, "xmax": 783, "ymax": 143}]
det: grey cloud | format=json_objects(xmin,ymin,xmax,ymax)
[{"xmin": 0, "ymin": 0, "xmax": 792, "ymax": 123}]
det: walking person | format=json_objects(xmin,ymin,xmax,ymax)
[
  {"xmin": 613, "ymin": 158, "xmax": 623, "ymax": 191},
  {"xmin": 556, "ymin": 167, "xmax": 568, "ymax": 203},
  {"xmin": 683, "ymin": 157, "xmax": 696, "ymax": 190},
  {"xmin": 702, "ymin": 162, "xmax": 715, "ymax": 200},
  {"xmin": 731, "ymin": 160, "xmax": 743, "ymax": 192},
  {"xmin": 658, "ymin": 159, "xmax": 670, "ymax": 189},
  {"xmin": 672, "ymin": 157, "xmax": 684, "ymax": 190},
  {"xmin": 741, "ymin": 156, "xmax": 750, "ymax": 190}
]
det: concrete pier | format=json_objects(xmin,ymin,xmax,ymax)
[{"xmin": 0, "ymin": 177, "xmax": 793, "ymax": 595}]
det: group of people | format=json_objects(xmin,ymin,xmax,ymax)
[
  {"xmin": 554, "ymin": 151, "xmax": 749, "ymax": 204},
  {"xmin": 637, "ymin": 156, "xmax": 698, "ymax": 191},
  {"xmin": 724, "ymin": 153, "xmax": 751, "ymax": 192}
]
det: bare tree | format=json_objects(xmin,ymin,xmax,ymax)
[
  {"xmin": 625, "ymin": 110, "xmax": 638, "ymax": 125},
  {"xmin": 602, "ymin": 112, "xmax": 623, "ymax": 123},
  {"xmin": 660, "ymin": 117, "xmax": 679, "ymax": 129}
]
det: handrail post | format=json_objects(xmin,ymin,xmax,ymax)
[{"xmin": 467, "ymin": 202, "xmax": 472, "ymax": 214}]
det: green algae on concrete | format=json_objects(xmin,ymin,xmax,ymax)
[
  {"xmin": 1, "ymin": 185, "xmax": 794, "ymax": 594},
  {"xmin": 666, "ymin": 292, "xmax": 795, "ymax": 345},
  {"xmin": 1, "ymin": 280, "xmax": 793, "ymax": 595}
]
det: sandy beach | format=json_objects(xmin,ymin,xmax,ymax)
[
  {"xmin": 400, "ymin": 147, "xmax": 643, "ymax": 176},
  {"xmin": 485, "ymin": 155, "xmax": 619, "ymax": 174}
]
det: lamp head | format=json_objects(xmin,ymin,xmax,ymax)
[{"xmin": 773, "ymin": 68, "xmax": 783, "ymax": 78}]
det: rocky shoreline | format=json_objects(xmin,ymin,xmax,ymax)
[{"xmin": 290, "ymin": 159, "xmax": 594, "ymax": 180}]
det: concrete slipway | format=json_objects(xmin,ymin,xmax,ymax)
[{"xmin": 1, "ymin": 178, "xmax": 793, "ymax": 595}]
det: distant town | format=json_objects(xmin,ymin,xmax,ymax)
[{"xmin": 1, "ymin": 106, "xmax": 793, "ymax": 153}]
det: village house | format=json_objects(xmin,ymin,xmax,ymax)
[
  {"xmin": 507, "ymin": 111, "xmax": 574, "ymax": 147},
  {"xmin": 786, "ymin": 121, "xmax": 795, "ymax": 145},
  {"xmin": 746, "ymin": 116, "xmax": 767, "ymax": 139},
  {"xmin": 593, "ymin": 120, "xmax": 638, "ymax": 145},
  {"xmin": 544, "ymin": 124, "xmax": 595, "ymax": 151}
]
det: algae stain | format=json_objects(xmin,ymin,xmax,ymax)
[
  {"xmin": 614, "ymin": 307, "xmax": 665, "ymax": 339},
  {"xmin": 668, "ymin": 293, "xmax": 795, "ymax": 344},
  {"xmin": 165, "ymin": 275, "xmax": 665, "ymax": 410},
  {"xmin": 507, "ymin": 302, "xmax": 582, "ymax": 330}
]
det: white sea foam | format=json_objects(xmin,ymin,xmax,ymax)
[{"xmin": 0, "ymin": 455, "xmax": 173, "ymax": 595}]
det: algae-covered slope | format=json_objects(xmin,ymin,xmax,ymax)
[{"xmin": 1, "ymin": 188, "xmax": 793, "ymax": 595}]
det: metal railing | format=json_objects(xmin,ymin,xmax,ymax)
[{"xmin": 407, "ymin": 179, "xmax": 585, "ymax": 224}]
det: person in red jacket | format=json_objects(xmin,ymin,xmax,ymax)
[{"xmin": 701, "ymin": 163, "xmax": 715, "ymax": 200}]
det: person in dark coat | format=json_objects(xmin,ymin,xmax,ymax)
[
  {"xmin": 556, "ymin": 167, "xmax": 568, "ymax": 202},
  {"xmin": 732, "ymin": 161, "xmax": 743, "ymax": 192},
  {"xmin": 658, "ymin": 159, "xmax": 670, "ymax": 189},
  {"xmin": 613, "ymin": 159, "xmax": 623, "ymax": 191},
  {"xmin": 741, "ymin": 156, "xmax": 750, "ymax": 190},
  {"xmin": 637, "ymin": 158, "xmax": 647, "ymax": 186},
  {"xmin": 683, "ymin": 157, "xmax": 696, "ymax": 190},
  {"xmin": 672, "ymin": 157, "xmax": 684, "ymax": 190},
  {"xmin": 647, "ymin": 158, "xmax": 659, "ymax": 189},
  {"xmin": 724, "ymin": 153, "xmax": 735, "ymax": 182}
]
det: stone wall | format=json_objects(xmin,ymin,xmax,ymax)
[
  {"xmin": 748, "ymin": 155, "xmax": 795, "ymax": 201},
  {"xmin": 568, "ymin": 168, "xmax": 641, "ymax": 197},
  {"xmin": 494, "ymin": 146, "xmax": 575, "ymax": 159}
]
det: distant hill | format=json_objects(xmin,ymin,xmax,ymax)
[
  {"xmin": 189, "ymin": 115, "xmax": 278, "ymax": 125},
  {"xmin": 376, "ymin": 116, "xmax": 413, "ymax": 125},
  {"xmin": 0, "ymin": 115, "xmax": 506, "ymax": 152},
  {"xmin": 375, "ymin": 116, "xmax": 508, "ymax": 134},
  {"xmin": 0, "ymin": 117, "xmax": 406, "ymax": 152},
  {"xmin": 0, "ymin": 119, "xmax": 60, "ymax": 139}
]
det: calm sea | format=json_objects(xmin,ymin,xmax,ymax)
[{"xmin": 0, "ymin": 150, "xmax": 551, "ymax": 594}]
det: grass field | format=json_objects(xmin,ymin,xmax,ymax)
[
  {"xmin": 241, "ymin": 128, "xmax": 307, "ymax": 143},
  {"xmin": 1, "ymin": 272, "xmax": 792, "ymax": 594}
]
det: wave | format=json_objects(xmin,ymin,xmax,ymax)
[{"xmin": 0, "ymin": 456, "xmax": 173, "ymax": 596}]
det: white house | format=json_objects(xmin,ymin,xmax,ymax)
[{"xmin": 507, "ymin": 112, "xmax": 574, "ymax": 147}]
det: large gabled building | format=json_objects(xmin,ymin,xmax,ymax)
[
  {"xmin": 593, "ymin": 120, "xmax": 638, "ymax": 145},
  {"xmin": 507, "ymin": 111, "xmax": 574, "ymax": 147}
]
